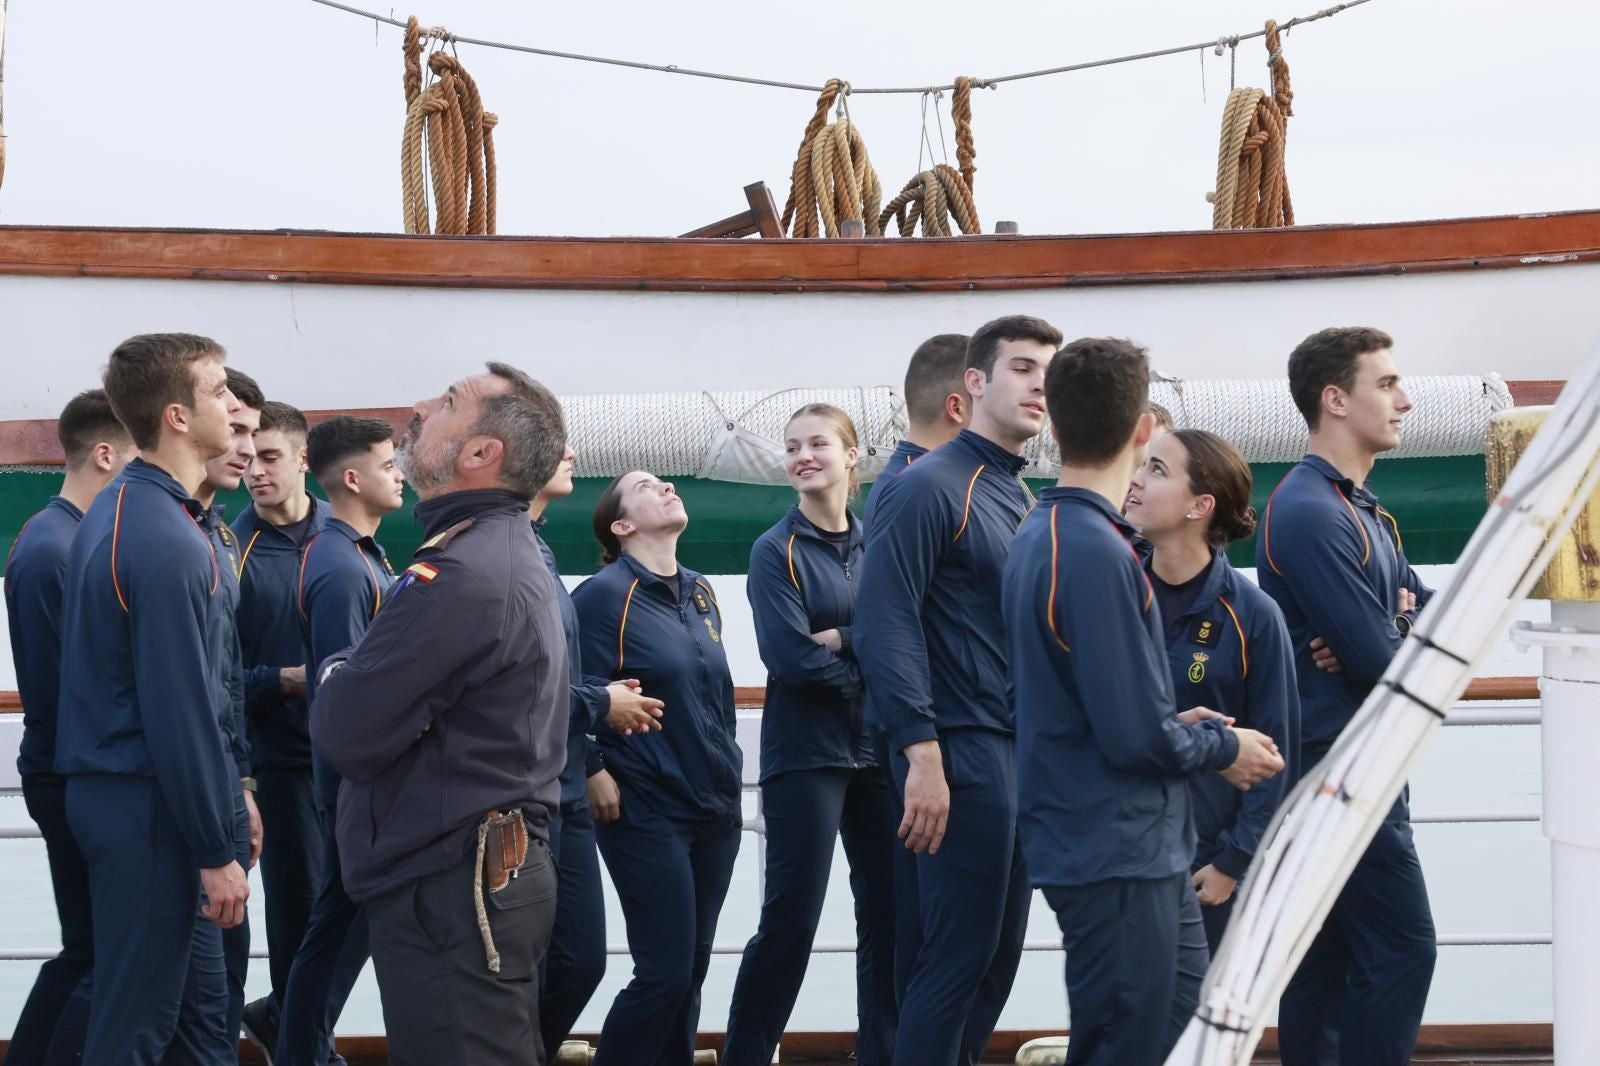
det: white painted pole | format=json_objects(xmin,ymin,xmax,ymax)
[
  {"xmin": 1528, "ymin": 601, "xmax": 1600, "ymax": 1064},
  {"xmin": 0, "ymin": 0, "xmax": 9, "ymax": 192}
]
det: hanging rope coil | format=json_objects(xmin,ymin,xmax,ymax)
[
  {"xmin": 400, "ymin": 16, "xmax": 499, "ymax": 235},
  {"xmin": 1208, "ymin": 20, "xmax": 1294, "ymax": 229},
  {"xmin": 880, "ymin": 77, "xmax": 982, "ymax": 236},
  {"xmin": 781, "ymin": 82, "xmax": 883, "ymax": 237},
  {"xmin": 879, "ymin": 164, "xmax": 981, "ymax": 236}
]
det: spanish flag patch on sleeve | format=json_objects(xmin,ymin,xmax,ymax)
[{"xmin": 406, "ymin": 562, "xmax": 439, "ymax": 583}]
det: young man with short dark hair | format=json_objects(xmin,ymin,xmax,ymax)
[
  {"xmin": 234, "ymin": 400, "xmax": 334, "ymax": 1057},
  {"xmin": 855, "ymin": 314, "xmax": 1059, "ymax": 1066},
  {"xmin": 195, "ymin": 367, "xmax": 269, "ymax": 1052},
  {"xmin": 1258, "ymin": 326, "xmax": 1437, "ymax": 1066},
  {"xmin": 864, "ymin": 332, "xmax": 972, "ymax": 526},
  {"xmin": 273, "ymin": 415, "xmax": 404, "ymax": 1066},
  {"xmin": 4, "ymin": 388, "xmax": 134, "ymax": 1065},
  {"xmin": 1003, "ymin": 337, "xmax": 1283, "ymax": 1065},
  {"xmin": 55, "ymin": 333, "xmax": 250, "ymax": 1062}
]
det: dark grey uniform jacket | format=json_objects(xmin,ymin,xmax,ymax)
[{"xmin": 312, "ymin": 488, "xmax": 568, "ymax": 903}]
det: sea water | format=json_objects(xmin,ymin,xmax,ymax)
[{"xmin": 0, "ymin": 566, "xmax": 1555, "ymax": 1037}]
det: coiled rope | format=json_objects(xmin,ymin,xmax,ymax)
[
  {"xmin": 780, "ymin": 81, "xmax": 884, "ymax": 238},
  {"xmin": 880, "ymin": 77, "xmax": 983, "ymax": 236},
  {"xmin": 1208, "ymin": 20, "xmax": 1294, "ymax": 229},
  {"xmin": 401, "ymin": 16, "xmax": 499, "ymax": 235}
]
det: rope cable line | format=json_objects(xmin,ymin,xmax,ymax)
[{"xmin": 305, "ymin": 0, "xmax": 1376, "ymax": 97}]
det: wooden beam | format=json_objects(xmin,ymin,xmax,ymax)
[
  {"xmin": 2, "ymin": 210, "xmax": 1600, "ymax": 293},
  {"xmin": 745, "ymin": 181, "xmax": 782, "ymax": 239},
  {"xmin": 8, "ymin": 1020, "xmax": 1552, "ymax": 1061}
]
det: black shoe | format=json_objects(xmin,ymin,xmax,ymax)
[{"xmin": 240, "ymin": 997, "xmax": 279, "ymax": 1065}]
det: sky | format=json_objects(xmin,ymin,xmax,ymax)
[{"xmin": 2, "ymin": 0, "xmax": 1598, "ymax": 238}]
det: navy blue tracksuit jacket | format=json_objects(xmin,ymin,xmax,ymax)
[
  {"xmin": 862, "ymin": 439, "xmax": 927, "ymax": 528},
  {"xmin": 203, "ymin": 507, "xmax": 253, "ymax": 782},
  {"xmin": 1004, "ymin": 488, "xmax": 1240, "ymax": 890},
  {"xmin": 233, "ymin": 494, "xmax": 330, "ymax": 770},
  {"xmin": 856, "ymin": 428, "xmax": 1033, "ymax": 752},
  {"xmin": 748, "ymin": 506, "xmax": 871, "ymax": 779},
  {"xmin": 1257, "ymin": 455, "xmax": 1438, "ymax": 1066},
  {"xmin": 855, "ymin": 427, "xmax": 1034, "ymax": 1066},
  {"xmin": 1257, "ymin": 455, "xmax": 1433, "ymax": 761},
  {"xmin": 571, "ymin": 555, "xmax": 743, "ymax": 821},
  {"xmin": 298, "ymin": 517, "xmax": 395, "ymax": 807},
  {"xmin": 7, "ymin": 497, "xmax": 83, "ymax": 779},
  {"xmin": 1152, "ymin": 549, "xmax": 1298, "ymax": 883},
  {"xmin": 534, "ymin": 518, "xmax": 611, "ymax": 808},
  {"xmin": 56, "ymin": 459, "xmax": 238, "ymax": 862}
]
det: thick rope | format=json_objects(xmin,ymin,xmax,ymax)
[
  {"xmin": 399, "ymin": 17, "xmax": 499, "ymax": 235},
  {"xmin": 880, "ymin": 163, "xmax": 980, "ymax": 237},
  {"xmin": 1207, "ymin": 20, "xmax": 1294, "ymax": 229},
  {"xmin": 781, "ymin": 80, "xmax": 843, "ymax": 237},
  {"xmin": 953, "ymin": 75, "xmax": 976, "ymax": 193},
  {"xmin": 791, "ymin": 114, "xmax": 883, "ymax": 238}
]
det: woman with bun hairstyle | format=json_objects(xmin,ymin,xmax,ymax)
[
  {"xmin": 1124, "ymin": 428, "xmax": 1301, "ymax": 950},
  {"xmin": 571, "ymin": 472, "xmax": 743, "ymax": 1066},
  {"xmin": 722, "ymin": 405, "xmax": 896, "ymax": 1066}
]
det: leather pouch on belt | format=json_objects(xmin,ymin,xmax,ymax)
[{"xmin": 482, "ymin": 809, "xmax": 528, "ymax": 893}]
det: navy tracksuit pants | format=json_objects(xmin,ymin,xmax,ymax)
[
  {"xmin": 66, "ymin": 774, "xmax": 235, "ymax": 1065},
  {"xmin": 886, "ymin": 729, "xmax": 1030, "ymax": 1066},
  {"xmin": 540, "ymin": 802, "xmax": 608, "ymax": 1062},
  {"xmin": 254, "ymin": 765, "xmax": 323, "ymax": 1018},
  {"xmin": 593, "ymin": 806, "xmax": 741, "ymax": 1066},
  {"xmin": 275, "ymin": 798, "xmax": 370, "ymax": 1066},
  {"xmin": 9, "ymin": 776, "xmax": 93, "ymax": 1066},
  {"xmin": 223, "ymin": 794, "xmax": 253, "ymax": 1051},
  {"xmin": 723, "ymin": 766, "xmax": 898, "ymax": 1066},
  {"xmin": 1044, "ymin": 873, "xmax": 1208, "ymax": 1066},
  {"xmin": 1277, "ymin": 813, "xmax": 1437, "ymax": 1066}
]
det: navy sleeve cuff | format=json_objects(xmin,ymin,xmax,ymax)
[
  {"xmin": 1212, "ymin": 726, "xmax": 1241, "ymax": 772},
  {"xmin": 836, "ymin": 625, "xmax": 855, "ymax": 658},
  {"xmin": 890, "ymin": 721, "xmax": 940, "ymax": 755},
  {"xmin": 194, "ymin": 843, "xmax": 235, "ymax": 869},
  {"xmin": 1213, "ymin": 846, "xmax": 1252, "ymax": 881}
]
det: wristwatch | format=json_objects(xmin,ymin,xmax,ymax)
[{"xmin": 1394, "ymin": 614, "xmax": 1413, "ymax": 638}]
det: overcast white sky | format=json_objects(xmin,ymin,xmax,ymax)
[{"xmin": 2, "ymin": 0, "xmax": 1598, "ymax": 237}]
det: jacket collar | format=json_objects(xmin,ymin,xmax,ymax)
[
  {"xmin": 784, "ymin": 504, "xmax": 863, "ymax": 551},
  {"xmin": 239, "ymin": 491, "xmax": 328, "ymax": 539},
  {"xmin": 953, "ymin": 428, "xmax": 1029, "ymax": 476},
  {"xmin": 47, "ymin": 496, "xmax": 85, "ymax": 522},
  {"xmin": 122, "ymin": 457, "xmax": 204, "ymax": 517},
  {"xmin": 1144, "ymin": 546, "xmax": 1234, "ymax": 622},
  {"xmin": 1041, "ymin": 485, "xmax": 1135, "ymax": 537},
  {"xmin": 1300, "ymin": 454, "xmax": 1378, "ymax": 507},
  {"xmin": 325, "ymin": 516, "xmax": 384, "ymax": 553},
  {"xmin": 413, "ymin": 488, "xmax": 527, "ymax": 540},
  {"xmin": 891, "ymin": 439, "xmax": 928, "ymax": 463},
  {"xmin": 616, "ymin": 550, "xmax": 697, "ymax": 599}
]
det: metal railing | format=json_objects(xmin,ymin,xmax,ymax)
[{"xmin": 0, "ymin": 700, "xmax": 1554, "ymax": 960}]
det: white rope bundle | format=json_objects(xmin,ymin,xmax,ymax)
[
  {"xmin": 1166, "ymin": 360, "xmax": 1600, "ymax": 1065},
  {"xmin": 559, "ymin": 375, "xmax": 1512, "ymax": 485}
]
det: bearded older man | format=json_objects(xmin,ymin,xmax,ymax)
[{"xmin": 310, "ymin": 363, "xmax": 591, "ymax": 1064}]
